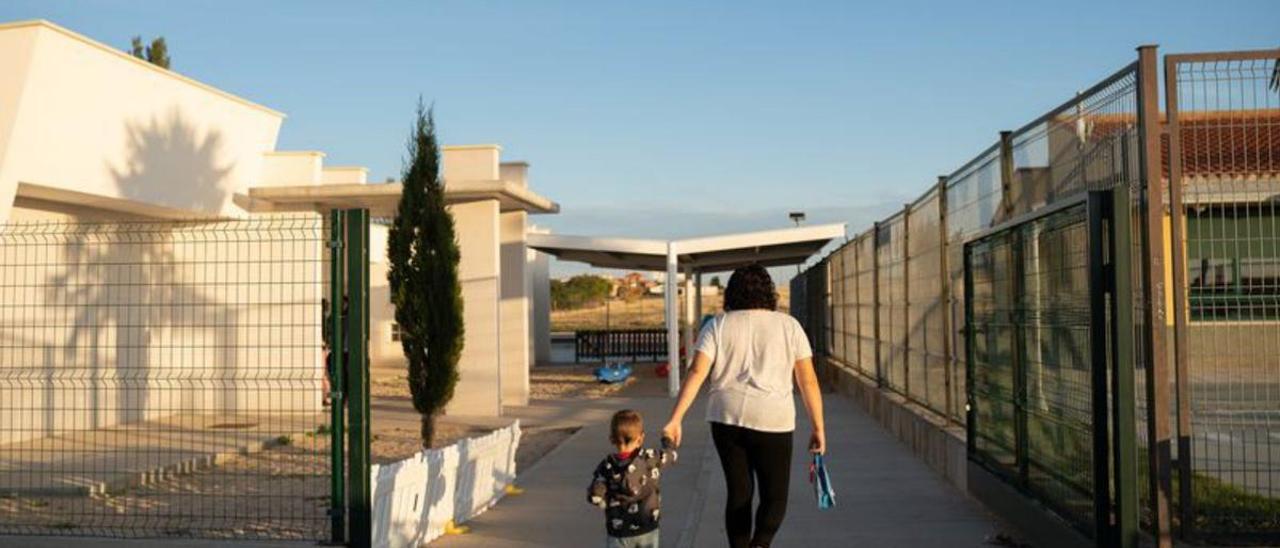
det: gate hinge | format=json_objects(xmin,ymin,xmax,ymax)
[{"xmin": 328, "ymin": 239, "xmax": 344, "ymax": 249}]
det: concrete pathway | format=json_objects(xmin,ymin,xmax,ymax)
[{"xmin": 437, "ymin": 386, "xmax": 1011, "ymax": 547}]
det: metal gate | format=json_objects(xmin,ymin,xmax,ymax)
[
  {"xmin": 965, "ymin": 190, "xmax": 1143, "ymax": 547},
  {"xmin": 0, "ymin": 210, "xmax": 372, "ymax": 544}
]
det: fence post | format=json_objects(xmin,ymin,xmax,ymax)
[
  {"xmin": 999, "ymin": 131, "xmax": 1014, "ymax": 219},
  {"xmin": 1087, "ymin": 191, "xmax": 1116, "ymax": 543},
  {"xmin": 1137, "ymin": 44, "xmax": 1175, "ymax": 548},
  {"xmin": 328, "ymin": 210, "xmax": 347, "ymax": 544},
  {"xmin": 997, "ymin": 130, "xmax": 1030, "ymax": 486},
  {"xmin": 853, "ymin": 235, "xmax": 861, "ymax": 371},
  {"xmin": 344, "ymin": 208, "xmax": 372, "ymax": 548},
  {"xmin": 937, "ymin": 176, "xmax": 953, "ymax": 419},
  {"xmin": 1111, "ymin": 188, "xmax": 1140, "ymax": 548},
  {"xmin": 962, "ymin": 240, "xmax": 976, "ymax": 456},
  {"xmin": 872, "ymin": 222, "xmax": 884, "ymax": 387},
  {"xmin": 1009, "ymin": 219, "xmax": 1029, "ymax": 487},
  {"xmin": 902, "ymin": 204, "xmax": 911, "ymax": 399},
  {"xmin": 1163, "ymin": 51, "xmax": 1194, "ymax": 539}
]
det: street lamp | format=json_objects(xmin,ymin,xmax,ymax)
[{"xmin": 789, "ymin": 212, "xmax": 806, "ymax": 277}]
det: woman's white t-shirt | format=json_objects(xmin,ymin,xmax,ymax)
[{"xmin": 693, "ymin": 309, "xmax": 813, "ymax": 433}]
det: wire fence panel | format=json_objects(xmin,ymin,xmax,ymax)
[
  {"xmin": 1169, "ymin": 52, "xmax": 1280, "ymax": 543},
  {"xmin": 829, "ymin": 246, "xmax": 844, "ymax": 364},
  {"xmin": 878, "ymin": 216, "xmax": 907, "ymax": 393},
  {"xmin": 968, "ymin": 201, "xmax": 1104, "ymax": 539},
  {"xmin": 968, "ymin": 230, "xmax": 1019, "ymax": 475},
  {"xmin": 946, "ymin": 148, "xmax": 1004, "ymax": 423},
  {"xmin": 908, "ymin": 191, "xmax": 945, "ymax": 411},
  {"xmin": 839, "ymin": 243, "xmax": 858, "ymax": 368},
  {"xmin": 1019, "ymin": 206, "xmax": 1097, "ymax": 535},
  {"xmin": 0, "ymin": 216, "xmax": 331, "ymax": 540},
  {"xmin": 855, "ymin": 233, "xmax": 877, "ymax": 376},
  {"xmin": 793, "ymin": 47, "xmax": 1279, "ymax": 545}
]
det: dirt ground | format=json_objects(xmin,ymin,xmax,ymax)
[
  {"xmin": 0, "ymin": 367, "xmax": 622, "ymax": 539},
  {"xmin": 529, "ymin": 365, "xmax": 637, "ymax": 400}
]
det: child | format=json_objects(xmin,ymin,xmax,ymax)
[{"xmin": 587, "ymin": 409, "xmax": 677, "ymax": 548}]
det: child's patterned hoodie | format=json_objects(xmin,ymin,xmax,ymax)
[{"xmin": 586, "ymin": 445, "xmax": 677, "ymax": 538}]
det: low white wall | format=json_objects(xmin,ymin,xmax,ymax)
[{"xmin": 370, "ymin": 421, "xmax": 522, "ymax": 548}]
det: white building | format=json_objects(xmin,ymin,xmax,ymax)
[{"xmin": 0, "ymin": 20, "xmax": 556, "ymax": 427}]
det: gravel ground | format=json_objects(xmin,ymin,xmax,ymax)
[
  {"xmin": 0, "ymin": 370, "xmax": 603, "ymax": 539},
  {"xmin": 0, "ymin": 434, "xmax": 334, "ymax": 540}
]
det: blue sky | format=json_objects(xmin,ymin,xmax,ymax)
[{"xmin": 4, "ymin": 1, "xmax": 1278, "ymax": 278}]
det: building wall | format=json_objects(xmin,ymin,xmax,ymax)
[
  {"xmin": 528, "ymin": 239, "xmax": 552, "ymax": 366},
  {"xmin": 0, "ymin": 212, "xmax": 325, "ymax": 445},
  {"xmin": 0, "ymin": 21, "xmax": 284, "ymax": 223},
  {"xmin": 260, "ymin": 151, "xmax": 324, "ymax": 187},
  {"xmin": 500, "ymin": 210, "xmax": 529, "ymax": 406},
  {"xmin": 448, "ymin": 200, "xmax": 502, "ymax": 416},
  {"xmin": 0, "ymin": 24, "xmax": 41, "ymax": 221},
  {"xmin": 367, "ymin": 223, "xmax": 402, "ymax": 367}
]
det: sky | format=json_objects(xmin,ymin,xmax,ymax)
[{"xmin": 4, "ymin": 1, "xmax": 1278, "ymax": 280}]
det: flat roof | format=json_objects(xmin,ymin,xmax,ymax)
[
  {"xmin": 528, "ymin": 223, "xmax": 846, "ymax": 272},
  {"xmin": 244, "ymin": 181, "xmax": 560, "ymax": 215}
]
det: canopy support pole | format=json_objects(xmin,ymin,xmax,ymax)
[
  {"xmin": 683, "ymin": 265, "xmax": 695, "ymax": 367},
  {"xmin": 666, "ymin": 245, "xmax": 680, "ymax": 397},
  {"xmin": 694, "ymin": 271, "xmax": 703, "ymax": 332}
]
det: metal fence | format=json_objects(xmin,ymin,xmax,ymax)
[
  {"xmin": 1166, "ymin": 51, "xmax": 1280, "ymax": 544},
  {"xmin": 791, "ymin": 46, "xmax": 1280, "ymax": 546},
  {"xmin": 574, "ymin": 329, "xmax": 668, "ymax": 363},
  {"xmin": 0, "ymin": 212, "xmax": 373, "ymax": 543}
]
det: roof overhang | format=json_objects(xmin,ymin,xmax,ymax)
[
  {"xmin": 528, "ymin": 223, "xmax": 846, "ymax": 272},
  {"xmin": 14, "ymin": 182, "xmax": 222, "ymax": 220},
  {"xmin": 243, "ymin": 181, "xmax": 560, "ymax": 216}
]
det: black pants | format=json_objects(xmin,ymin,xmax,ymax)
[{"xmin": 710, "ymin": 422, "xmax": 792, "ymax": 548}]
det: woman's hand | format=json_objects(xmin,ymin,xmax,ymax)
[
  {"xmin": 809, "ymin": 429, "xmax": 826, "ymax": 454},
  {"xmin": 662, "ymin": 421, "xmax": 683, "ymax": 448}
]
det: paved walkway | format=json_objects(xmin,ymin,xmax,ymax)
[{"xmin": 437, "ymin": 382, "xmax": 1011, "ymax": 547}]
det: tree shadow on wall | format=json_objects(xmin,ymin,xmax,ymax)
[
  {"xmin": 109, "ymin": 109, "xmax": 233, "ymax": 214},
  {"xmin": 43, "ymin": 110, "xmax": 240, "ymax": 435}
]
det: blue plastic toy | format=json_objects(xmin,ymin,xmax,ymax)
[{"xmin": 593, "ymin": 362, "xmax": 633, "ymax": 384}]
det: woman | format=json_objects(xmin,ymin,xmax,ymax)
[{"xmin": 663, "ymin": 264, "xmax": 825, "ymax": 548}]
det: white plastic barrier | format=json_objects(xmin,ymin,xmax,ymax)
[{"xmin": 371, "ymin": 420, "xmax": 522, "ymax": 548}]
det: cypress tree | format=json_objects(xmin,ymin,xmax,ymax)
[{"xmin": 388, "ymin": 101, "xmax": 464, "ymax": 447}]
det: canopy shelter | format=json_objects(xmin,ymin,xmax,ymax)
[
  {"xmin": 528, "ymin": 223, "xmax": 846, "ymax": 396},
  {"xmin": 242, "ymin": 180, "xmax": 560, "ymax": 217}
]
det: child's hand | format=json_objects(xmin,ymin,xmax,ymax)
[{"xmin": 662, "ymin": 421, "xmax": 682, "ymax": 447}]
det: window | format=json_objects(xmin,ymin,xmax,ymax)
[
  {"xmin": 390, "ymin": 322, "xmax": 403, "ymax": 342},
  {"xmin": 1187, "ymin": 204, "xmax": 1280, "ymax": 321}
]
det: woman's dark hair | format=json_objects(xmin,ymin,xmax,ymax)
[{"xmin": 723, "ymin": 264, "xmax": 777, "ymax": 311}]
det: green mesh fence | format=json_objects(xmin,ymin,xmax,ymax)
[{"xmin": 0, "ymin": 216, "xmax": 332, "ymax": 540}]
